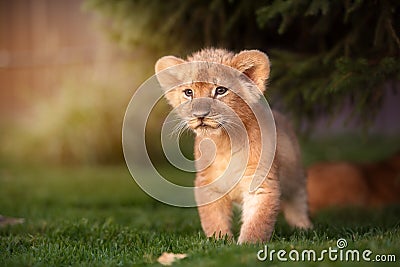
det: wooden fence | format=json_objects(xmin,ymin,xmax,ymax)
[{"xmin": 0, "ymin": 0, "xmax": 104, "ymax": 117}]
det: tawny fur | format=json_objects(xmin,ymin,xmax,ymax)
[
  {"xmin": 155, "ymin": 48, "xmax": 312, "ymax": 244},
  {"xmin": 307, "ymin": 152, "xmax": 400, "ymax": 213}
]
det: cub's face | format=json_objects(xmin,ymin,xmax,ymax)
[
  {"xmin": 164, "ymin": 82, "xmax": 245, "ymax": 135},
  {"xmin": 155, "ymin": 49, "xmax": 270, "ymax": 136}
]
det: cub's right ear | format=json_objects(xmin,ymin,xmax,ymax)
[
  {"xmin": 155, "ymin": 56, "xmax": 185, "ymax": 73},
  {"xmin": 155, "ymin": 56, "xmax": 186, "ymax": 90}
]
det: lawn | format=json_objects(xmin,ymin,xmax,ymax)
[{"xmin": 1, "ymin": 135, "xmax": 400, "ymax": 266}]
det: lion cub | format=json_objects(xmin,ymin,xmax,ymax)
[{"xmin": 155, "ymin": 48, "xmax": 312, "ymax": 244}]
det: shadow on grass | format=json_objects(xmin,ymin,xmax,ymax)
[{"xmin": 273, "ymin": 205, "xmax": 400, "ymax": 243}]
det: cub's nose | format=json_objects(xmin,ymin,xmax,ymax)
[
  {"xmin": 192, "ymin": 110, "xmax": 210, "ymax": 118},
  {"xmin": 191, "ymin": 98, "xmax": 211, "ymax": 118}
]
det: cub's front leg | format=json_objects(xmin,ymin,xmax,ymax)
[
  {"xmin": 238, "ymin": 177, "xmax": 280, "ymax": 244},
  {"xmin": 196, "ymin": 194, "xmax": 233, "ymax": 239}
]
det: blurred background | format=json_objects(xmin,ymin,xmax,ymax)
[
  {"xmin": 1, "ymin": 2, "xmax": 399, "ymax": 264},
  {"xmin": 0, "ymin": 0, "xmax": 157, "ymax": 164},
  {"xmin": 0, "ymin": 0, "xmax": 399, "ymax": 167}
]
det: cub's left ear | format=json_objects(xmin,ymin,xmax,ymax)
[{"xmin": 232, "ymin": 50, "xmax": 270, "ymax": 93}]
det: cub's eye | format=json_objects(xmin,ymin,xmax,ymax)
[
  {"xmin": 183, "ymin": 89, "xmax": 193, "ymax": 98},
  {"xmin": 215, "ymin": 86, "xmax": 228, "ymax": 97}
]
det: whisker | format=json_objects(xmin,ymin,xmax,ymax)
[
  {"xmin": 164, "ymin": 118, "xmax": 184, "ymax": 124},
  {"xmin": 170, "ymin": 120, "xmax": 187, "ymax": 137}
]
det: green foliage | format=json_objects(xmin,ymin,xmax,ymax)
[
  {"xmin": 269, "ymin": 50, "xmax": 400, "ymax": 128},
  {"xmin": 85, "ymin": 0, "xmax": 400, "ymax": 129},
  {"xmin": 84, "ymin": 0, "xmax": 273, "ymax": 52},
  {"xmin": 299, "ymin": 134, "xmax": 400, "ymax": 167}
]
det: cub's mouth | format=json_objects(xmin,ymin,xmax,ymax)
[{"xmin": 189, "ymin": 118, "xmax": 221, "ymax": 130}]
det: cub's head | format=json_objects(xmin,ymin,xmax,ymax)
[{"xmin": 155, "ymin": 48, "xmax": 270, "ymax": 136}]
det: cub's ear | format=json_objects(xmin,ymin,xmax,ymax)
[
  {"xmin": 155, "ymin": 56, "xmax": 186, "ymax": 90},
  {"xmin": 155, "ymin": 56, "xmax": 185, "ymax": 73},
  {"xmin": 231, "ymin": 50, "xmax": 270, "ymax": 93},
  {"xmin": 155, "ymin": 56, "xmax": 186, "ymax": 107}
]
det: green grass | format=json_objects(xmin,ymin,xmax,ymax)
[{"xmin": 1, "ymin": 136, "xmax": 400, "ymax": 266}]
